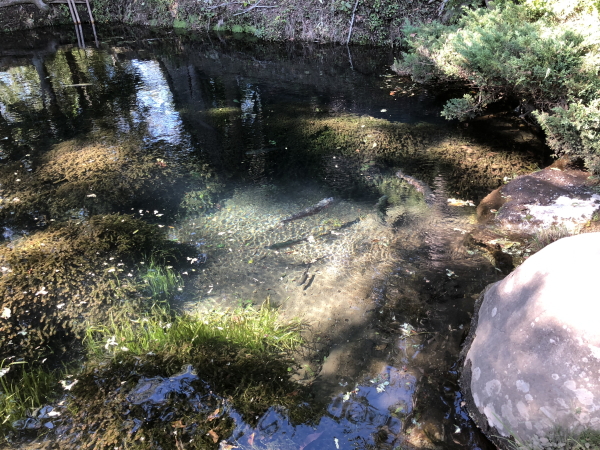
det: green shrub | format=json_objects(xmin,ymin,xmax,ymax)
[
  {"xmin": 394, "ymin": 1, "xmax": 600, "ymax": 171},
  {"xmin": 535, "ymin": 99, "xmax": 600, "ymax": 173}
]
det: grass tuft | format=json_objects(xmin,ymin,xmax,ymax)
[
  {"xmin": 84, "ymin": 300, "xmax": 303, "ymax": 360},
  {"xmin": 530, "ymin": 225, "xmax": 575, "ymax": 252},
  {"xmin": 0, "ymin": 361, "xmax": 59, "ymax": 432}
]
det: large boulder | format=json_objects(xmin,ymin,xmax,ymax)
[
  {"xmin": 477, "ymin": 166, "xmax": 600, "ymax": 234},
  {"xmin": 460, "ymin": 232, "xmax": 600, "ymax": 448}
]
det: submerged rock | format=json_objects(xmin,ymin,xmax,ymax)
[
  {"xmin": 127, "ymin": 365, "xmax": 198, "ymax": 406},
  {"xmin": 460, "ymin": 233, "xmax": 600, "ymax": 448}
]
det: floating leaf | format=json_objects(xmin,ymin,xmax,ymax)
[
  {"xmin": 207, "ymin": 408, "xmax": 220, "ymax": 421},
  {"xmin": 208, "ymin": 429, "xmax": 219, "ymax": 443},
  {"xmin": 171, "ymin": 420, "xmax": 186, "ymax": 429}
]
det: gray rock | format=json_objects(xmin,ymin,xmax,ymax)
[
  {"xmin": 461, "ymin": 233, "xmax": 600, "ymax": 448},
  {"xmin": 477, "ymin": 167, "xmax": 600, "ymax": 234}
]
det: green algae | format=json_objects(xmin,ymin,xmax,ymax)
[
  {"xmin": 0, "ymin": 132, "xmax": 222, "ymax": 227},
  {"xmin": 0, "ymin": 214, "xmax": 186, "ymax": 364}
]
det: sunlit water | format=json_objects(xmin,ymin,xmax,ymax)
[{"xmin": 0, "ymin": 27, "xmax": 546, "ymax": 449}]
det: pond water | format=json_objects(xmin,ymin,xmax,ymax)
[{"xmin": 0, "ymin": 26, "xmax": 548, "ymax": 449}]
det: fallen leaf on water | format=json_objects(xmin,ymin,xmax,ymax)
[
  {"xmin": 207, "ymin": 408, "xmax": 220, "ymax": 421},
  {"xmin": 171, "ymin": 420, "xmax": 186, "ymax": 428},
  {"xmin": 247, "ymin": 432, "xmax": 255, "ymax": 446},
  {"xmin": 299, "ymin": 432, "xmax": 322, "ymax": 450},
  {"xmin": 208, "ymin": 429, "xmax": 219, "ymax": 443}
]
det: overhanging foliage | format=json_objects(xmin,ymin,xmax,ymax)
[{"xmin": 394, "ymin": 0, "xmax": 600, "ymax": 171}]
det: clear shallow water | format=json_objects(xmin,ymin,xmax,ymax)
[{"xmin": 0, "ymin": 27, "xmax": 546, "ymax": 449}]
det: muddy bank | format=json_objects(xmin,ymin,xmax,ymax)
[{"xmin": 1, "ymin": 0, "xmax": 442, "ymax": 45}]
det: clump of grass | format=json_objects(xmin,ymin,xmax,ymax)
[
  {"xmin": 139, "ymin": 258, "xmax": 183, "ymax": 302},
  {"xmin": 530, "ymin": 225, "xmax": 575, "ymax": 252},
  {"xmin": 64, "ymin": 302, "xmax": 315, "ymax": 449},
  {"xmin": 84, "ymin": 300, "xmax": 303, "ymax": 359},
  {"xmin": 0, "ymin": 361, "xmax": 59, "ymax": 435}
]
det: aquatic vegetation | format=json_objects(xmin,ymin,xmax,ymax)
[
  {"xmin": 0, "ymin": 214, "xmax": 185, "ymax": 363},
  {"xmin": 267, "ymin": 110, "xmax": 539, "ymax": 202},
  {"xmin": 0, "ymin": 132, "xmax": 219, "ymax": 226},
  {"xmin": 139, "ymin": 259, "xmax": 184, "ymax": 302},
  {"xmin": 59, "ymin": 302, "xmax": 315, "ymax": 449},
  {"xmin": 179, "ymin": 189, "xmax": 218, "ymax": 216},
  {"xmin": 85, "ymin": 301, "xmax": 303, "ymax": 360},
  {"xmin": 0, "ymin": 361, "xmax": 60, "ymax": 438}
]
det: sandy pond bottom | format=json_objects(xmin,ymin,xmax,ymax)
[{"xmin": 171, "ymin": 177, "xmax": 502, "ymax": 449}]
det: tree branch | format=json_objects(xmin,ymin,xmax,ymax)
[
  {"xmin": 233, "ymin": 0, "xmax": 279, "ymax": 16},
  {"xmin": 0, "ymin": 0, "xmax": 49, "ymax": 10},
  {"xmin": 346, "ymin": 0, "xmax": 359, "ymax": 45}
]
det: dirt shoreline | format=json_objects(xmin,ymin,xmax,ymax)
[{"xmin": 1, "ymin": 0, "xmax": 443, "ymax": 45}]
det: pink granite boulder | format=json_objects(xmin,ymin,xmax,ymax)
[{"xmin": 460, "ymin": 232, "xmax": 600, "ymax": 448}]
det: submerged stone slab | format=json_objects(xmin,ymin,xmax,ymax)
[{"xmin": 461, "ymin": 233, "xmax": 600, "ymax": 447}]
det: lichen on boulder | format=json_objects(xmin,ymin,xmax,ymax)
[
  {"xmin": 460, "ymin": 232, "xmax": 600, "ymax": 448},
  {"xmin": 477, "ymin": 165, "xmax": 600, "ymax": 234}
]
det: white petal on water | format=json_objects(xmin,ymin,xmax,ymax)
[
  {"xmin": 105, "ymin": 336, "xmax": 117, "ymax": 350},
  {"xmin": 59, "ymin": 379, "xmax": 78, "ymax": 390}
]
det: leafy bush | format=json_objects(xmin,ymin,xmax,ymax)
[
  {"xmin": 535, "ymin": 99, "xmax": 600, "ymax": 173},
  {"xmin": 394, "ymin": 1, "xmax": 600, "ymax": 171}
]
